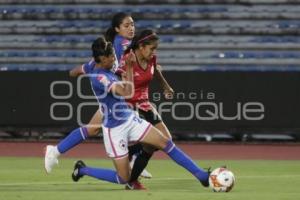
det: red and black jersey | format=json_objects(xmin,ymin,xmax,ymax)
[{"xmin": 117, "ymin": 54, "xmax": 156, "ymax": 111}]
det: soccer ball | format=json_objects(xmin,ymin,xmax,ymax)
[{"xmin": 209, "ymin": 167, "xmax": 235, "ymax": 192}]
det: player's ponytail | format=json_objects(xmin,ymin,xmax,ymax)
[{"xmin": 105, "ymin": 27, "xmax": 116, "ymax": 43}]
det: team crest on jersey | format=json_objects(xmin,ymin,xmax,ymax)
[
  {"xmin": 97, "ymin": 74, "xmax": 110, "ymax": 87},
  {"xmin": 118, "ymin": 139, "xmax": 127, "ymax": 151},
  {"xmin": 122, "ymin": 39, "xmax": 130, "ymax": 50},
  {"xmin": 134, "ymin": 72, "xmax": 140, "ymax": 77}
]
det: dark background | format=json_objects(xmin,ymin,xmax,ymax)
[{"xmin": 1, "ymin": 71, "xmax": 300, "ymax": 134}]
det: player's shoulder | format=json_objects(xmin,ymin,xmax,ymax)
[
  {"xmin": 82, "ymin": 59, "xmax": 96, "ymax": 74},
  {"xmin": 114, "ymin": 35, "xmax": 123, "ymax": 45},
  {"xmin": 114, "ymin": 35, "xmax": 130, "ymax": 46}
]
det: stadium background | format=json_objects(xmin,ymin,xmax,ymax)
[
  {"xmin": 1, "ymin": 0, "xmax": 300, "ymax": 142},
  {"xmin": 1, "ymin": 1, "xmax": 300, "ymax": 200}
]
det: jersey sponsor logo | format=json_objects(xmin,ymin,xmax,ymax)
[
  {"xmin": 134, "ymin": 72, "xmax": 140, "ymax": 77},
  {"xmin": 97, "ymin": 74, "xmax": 110, "ymax": 87}
]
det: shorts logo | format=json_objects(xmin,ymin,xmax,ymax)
[{"xmin": 119, "ymin": 139, "xmax": 127, "ymax": 151}]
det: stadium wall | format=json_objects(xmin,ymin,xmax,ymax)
[{"xmin": 1, "ymin": 71, "xmax": 300, "ymax": 135}]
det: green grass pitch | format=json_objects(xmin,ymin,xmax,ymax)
[{"xmin": 0, "ymin": 157, "xmax": 299, "ymax": 200}]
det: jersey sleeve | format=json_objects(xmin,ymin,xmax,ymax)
[
  {"xmin": 115, "ymin": 54, "xmax": 127, "ymax": 76},
  {"xmin": 81, "ymin": 60, "xmax": 94, "ymax": 74},
  {"xmin": 114, "ymin": 41, "xmax": 123, "ymax": 63},
  {"xmin": 114, "ymin": 37, "xmax": 130, "ymax": 63}
]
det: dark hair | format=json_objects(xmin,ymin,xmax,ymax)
[
  {"xmin": 105, "ymin": 12, "xmax": 132, "ymax": 43},
  {"xmin": 92, "ymin": 37, "xmax": 114, "ymax": 63},
  {"xmin": 124, "ymin": 29, "xmax": 159, "ymax": 54}
]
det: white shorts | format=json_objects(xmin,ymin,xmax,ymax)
[{"xmin": 102, "ymin": 114, "xmax": 152, "ymax": 159}]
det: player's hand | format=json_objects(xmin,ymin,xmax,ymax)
[
  {"xmin": 121, "ymin": 72, "xmax": 127, "ymax": 80},
  {"xmin": 164, "ymin": 87, "xmax": 174, "ymax": 99},
  {"xmin": 125, "ymin": 49, "xmax": 136, "ymax": 67},
  {"xmin": 156, "ymin": 64, "xmax": 162, "ymax": 71}
]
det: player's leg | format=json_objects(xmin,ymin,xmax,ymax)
[
  {"xmin": 57, "ymin": 110, "xmax": 102, "ymax": 153},
  {"xmin": 151, "ymin": 105, "xmax": 172, "ymax": 139},
  {"xmin": 155, "ymin": 121, "xmax": 171, "ymax": 139},
  {"xmin": 71, "ymin": 156, "xmax": 130, "ymax": 184},
  {"xmin": 85, "ymin": 109, "xmax": 102, "ymax": 136},
  {"xmin": 140, "ymin": 126, "xmax": 210, "ymax": 187},
  {"xmin": 44, "ymin": 110, "xmax": 102, "ymax": 173},
  {"xmin": 128, "ymin": 109, "xmax": 157, "ymax": 180},
  {"xmin": 72, "ymin": 124, "xmax": 132, "ymax": 184},
  {"xmin": 128, "ymin": 144, "xmax": 153, "ymax": 182},
  {"xmin": 129, "ymin": 108, "xmax": 168, "ymax": 181}
]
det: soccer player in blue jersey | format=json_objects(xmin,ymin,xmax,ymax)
[
  {"xmin": 44, "ymin": 13, "xmax": 139, "ymax": 176},
  {"xmin": 45, "ymin": 13, "xmax": 175, "ymax": 189},
  {"xmin": 70, "ymin": 36, "xmax": 210, "ymax": 189},
  {"xmin": 45, "ymin": 13, "xmax": 172, "ymax": 185},
  {"xmin": 105, "ymin": 12, "xmax": 134, "ymax": 63}
]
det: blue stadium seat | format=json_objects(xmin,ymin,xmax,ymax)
[
  {"xmin": 223, "ymin": 52, "xmax": 240, "ymax": 58},
  {"xmin": 46, "ymin": 52, "xmax": 60, "ymax": 57},
  {"xmin": 243, "ymin": 52, "xmax": 256, "ymax": 58},
  {"xmin": 262, "ymin": 52, "xmax": 277, "ymax": 58},
  {"xmin": 40, "ymin": 7, "xmax": 55, "ymax": 14}
]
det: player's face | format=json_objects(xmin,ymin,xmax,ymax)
[
  {"xmin": 115, "ymin": 16, "xmax": 135, "ymax": 40},
  {"xmin": 100, "ymin": 54, "xmax": 116, "ymax": 70},
  {"xmin": 140, "ymin": 41, "xmax": 158, "ymax": 61}
]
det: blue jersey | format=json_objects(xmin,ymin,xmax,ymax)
[
  {"xmin": 88, "ymin": 67, "xmax": 133, "ymax": 128},
  {"xmin": 82, "ymin": 59, "xmax": 96, "ymax": 74},
  {"xmin": 114, "ymin": 35, "xmax": 131, "ymax": 63}
]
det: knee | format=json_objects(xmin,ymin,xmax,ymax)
[
  {"xmin": 86, "ymin": 126, "xmax": 100, "ymax": 136},
  {"xmin": 142, "ymin": 145, "xmax": 156, "ymax": 154},
  {"xmin": 156, "ymin": 137, "xmax": 170, "ymax": 150}
]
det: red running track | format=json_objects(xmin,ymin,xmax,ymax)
[{"xmin": 0, "ymin": 142, "xmax": 299, "ymax": 160}]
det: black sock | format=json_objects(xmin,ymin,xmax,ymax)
[
  {"xmin": 129, "ymin": 150, "xmax": 153, "ymax": 182},
  {"xmin": 128, "ymin": 144, "xmax": 143, "ymax": 161}
]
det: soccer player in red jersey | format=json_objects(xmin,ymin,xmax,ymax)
[{"xmin": 116, "ymin": 29, "xmax": 175, "ymax": 186}]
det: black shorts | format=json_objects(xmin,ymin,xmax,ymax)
[{"xmin": 137, "ymin": 108, "xmax": 162, "ymax": 126}]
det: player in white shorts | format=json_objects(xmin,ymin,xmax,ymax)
[
  {"xmin": 70, "ymin": 36, "xmax": 211, "ymax": 189},
  {"xmin": 102, "ymin": 114, "xmax": 151, "ymax": 159}
]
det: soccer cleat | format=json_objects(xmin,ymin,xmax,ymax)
[
  {"xmin": 200, "ymin": 167, "xmax": 212, "ymax": 187},
  {"xmin": 140, "ymin": 169, "xmax": 153, "ymax": 179},
  {"xmin": 72, "ymin": 160, "xmax": 86, "ymax": 182},
  {"xmin": 125, "ymin": 180, "xmax": 147, "ymax": 190},
  {"xmin": 201, "ymin": 166, "xmax": 227, "ymax": 187},
  {"xmin": 44, "ymin": 145, "xmax": 59, "ymax": 174}
]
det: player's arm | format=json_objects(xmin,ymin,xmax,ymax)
[
  {"xmin": 111, "ymin": 50, "xmax": 135, "ymax": 98},
  {"xmin": 69, "ymin": 64, "xmax": 84, "ymax": 77},
  {"xmin": 154, "ymin": 64, "xmax": 174, "ymax": 99}
]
